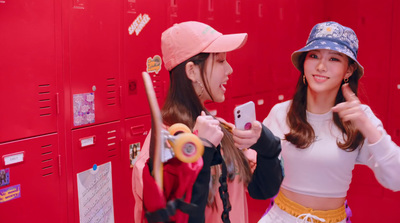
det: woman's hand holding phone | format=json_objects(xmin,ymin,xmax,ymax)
[{"xmin": 232, "ymin": 101, "xmax": 261, "ymax": 150}]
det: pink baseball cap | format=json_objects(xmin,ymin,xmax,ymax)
[{"xmin": 161, "ymin": 21, "xmax": 248, "ymax": 71}]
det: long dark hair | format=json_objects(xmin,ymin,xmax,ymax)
[
  {"xmin": 161, "ymin": 53, "xmax": 252, "ymax": 205},
  {"xmin": 285, "ymin": 53, "xmax": 365, "ymax": 151}
]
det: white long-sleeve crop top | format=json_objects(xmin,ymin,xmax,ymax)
[{"xmin": 263, "ymin": 100, "xmax": 400, "ymax": 198}]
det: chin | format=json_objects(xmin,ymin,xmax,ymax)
[{"xmin": 214, "ymin": 97, "xmax": 225, "ymax": 103}]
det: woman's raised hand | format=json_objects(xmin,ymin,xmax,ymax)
[
  {"xmin": 193, "ymin": 111, "xmax": 224, "ymax": 147},
  {"xmin": 332, "ymin": 83, "xmax": 382, "ymax": 143}
]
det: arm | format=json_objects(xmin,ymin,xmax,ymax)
[
  {"xmin": 189, "ymin": 112, "xmax": 224, "ymax": 223},
  {"xmin": 189, "ymin": 145, "xmax": 222, "ymax": 223},
  {"xmin": 247, "ymin": 125, "xmax": 283, "ymax": 199},
  {"xmin": 333, "ymin": 84, "xmax": 400, "ymax": 191},
  {"xmin": 356, "ymin": 108, "xmax": 400, "ymax": 191}
]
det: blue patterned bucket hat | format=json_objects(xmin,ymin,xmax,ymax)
[{"xmin": 291, "ymin": 21, "xmax": 364, "ymax": 78}]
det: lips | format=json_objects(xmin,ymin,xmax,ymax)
[
  {"xmin": 220, "ymin": 79, "xmax": 228, "ymax": 92},
  {"xmin": 220, "ymin": 83, "xmax": 227, "ymax": 92},
  {"xmin": 312, "ymin": 74, "xmax": 329, "ymax": 82}
]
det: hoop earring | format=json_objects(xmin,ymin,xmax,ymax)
[
  {"xmin": 344, "ymin": 77, "xmax": 349, "ymax": 83},
  {"xmin": 303, "ymin": 75, "xmax": 306, "ymax": 85},
  {"xmin": 195, "ymin": 80, "xmax": 204, "ymax": 97}
]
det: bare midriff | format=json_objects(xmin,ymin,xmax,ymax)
[{"xmin": 280, "ymin": 188, "xmax": 346, "ymax": 211}]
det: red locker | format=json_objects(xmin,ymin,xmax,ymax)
[
  {"xmin": 71, "ymin": 121, "xmax": 128, "ymax": 222},
  {"xmin": 250, "ymin": 0, "xmax": 276, "ymax": 95},
  {"xmin": 167, "ymin": 0, "xmax": 201, "ymax": 24},
  {"xmin": 123, "ymin": 0, "xmax": 169, "ymax": 119},
  {"xmin": 266, "ymin": 0, "xmax": 299, "ymax": 92},
  {"xmin": 66, "ymin": 0, "xmax": 122, "ymax": 128},
  {"xmin": 197, "ymin": 0, "xmax": 220, "ymax": 26},
  {"xmin": 220, "ymin": 0, "xmax": 254, "ymax": 99},
  {"xmin": 0, "ymin": 134, "xmax": 65, "ymax": 222},
  {"xmin": 353, "ymin": 1, "xmax": 393, "ymax": 125},
  {"xmin": 2, "ymin": 1, "xmax": 400, "ymax": 223},
  {"xmin": 0, "ymin": 0, "xmax": 60, "ymax": 142},
  {"xmin": 253, "ymin": 92, "xmax": 277, "ymax": 122},
  {"xmin": 388, "ymin": 0, "xmax": 400, "ymax": 145},
  {"xmin": 123, "ymin": 115, "xmax": 151, "ymax": 220}
]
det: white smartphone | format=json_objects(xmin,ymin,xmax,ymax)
[{"xmin": 234, "ymin": 101, "xmax": 256, "ymax": 130}]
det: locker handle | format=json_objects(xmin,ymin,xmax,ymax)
[
  {"xmin": 119, "ymin": 86, "xmax": 122, "ymax": 105},
  {"xmin": 58, "ymin": 155, "xmax": 62, "ymax": 176},
  {"xmin": 130, "ymin": 125, "xmax": 145, "ymax": 136},
  {"xmin": 3, "ymin": 151, "xmax": 25, "ymax": 166},
  {"xmin": 56, "ymin": 93, "xmax": 60, "ymax": 115},
  {"xmin": 79, "ymin": 136, "xmax": 96, "ymax": 148}
]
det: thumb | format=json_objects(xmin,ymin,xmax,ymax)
[
  {"xmin": 342, "ymin": 83, "xmax": 357, "ymax": 102},
  {"xmin": 201, "ymin": 111, "xmax": 206, "ymax": 116},
  {"xmin": 252, "ymin": 121, "xmax": 262, "ymax": 131}
]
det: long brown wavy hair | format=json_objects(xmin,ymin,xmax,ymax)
[
  {"xmin": 285, "ymin": 53, "xmax": 365, "ymax": 151},
  {"xmin": 161, "ymin": 53, "xmax": 252, "ymax": 205}
]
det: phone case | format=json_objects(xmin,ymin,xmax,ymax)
[{"xmin": 234, "ymin": 101, "xmax": 256, "ymax": 130}]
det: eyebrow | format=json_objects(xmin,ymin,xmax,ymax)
[
  {"xmin": 309, "ymin": 50, "xmax": 344, "ymax": 57},
  {"xmin": 329, "ymin": 52, "xmax": 344, "ymax": 57}
]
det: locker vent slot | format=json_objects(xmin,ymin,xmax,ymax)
[
  {"xmin": 107, "ymin": 129, "xmax": 118, "ymax": 158},
  {"xmin": 41, "ymin": 143, "xmax": 55, "ymax": 177},
  {"xmin": 106, "ymin": 77, "xmax": 117, "ymax": 106},
  {"xmin": 38, "ymin": 84, "xmax": 52, "ymax": 117}
]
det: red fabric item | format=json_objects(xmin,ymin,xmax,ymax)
[{"xmin": 142, "ymin": 157, "xmax": 203, "ymax": 222}]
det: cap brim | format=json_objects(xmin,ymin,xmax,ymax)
[{"xmin": 202, "ymin": 33, "xmax": 248, "ymax": 53}]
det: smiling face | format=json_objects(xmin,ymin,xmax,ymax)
[{"xmin": 304, "ymin": 49, "xmax": 354, "ymax": 97}]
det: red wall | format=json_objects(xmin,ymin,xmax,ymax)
[{"xmin": 0, "ymin": 0, "xmax": 399, "ymax": 222}]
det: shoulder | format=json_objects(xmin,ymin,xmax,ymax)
[
  {"xmin": 267, "ymin": 100, "xmax": 291, "ymax": 119},
  {"xmin": 262, "ymin": 100, "xmax": 291, "ymax": 136},
  {"xmin": 271, "ymin": 100, "xmax": 291, "ymax": 112}
]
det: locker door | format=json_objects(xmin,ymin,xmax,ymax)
[
  {"xmin": 198, "ymin": 0, "xmax": 224, "ymax": 27},
  {"xmin": 324, "ymin": 0, "xmax": 359, "ymax": 25},
  {"xmin": 124, "ymin": 115, "xmax": 151, "ymax": 220},
  {"xmin": 386, "ymin": 15, "xmax": 400, "ymax": 223},
  {"xmin": 253, "ymin": 92, "xmax": 277, "ymax": 122},
  {"xmin": 123, "ymin": 0, "xmax": 169, "ymax": 119},
  {"xmin": 220, "ymin": 0, "xmax": 253, "ymax": 99},
  {"xmin": 0, "ymin": 134, "xmax": 64, "ymax": 223},
  {"xmin": 267, "ymin": 0, "xmax": 299, "ymax": 92},
  {"xmin": 0, "ymin": 0, "xmax": 59, "ymax": 142},
  {"xmin": 353, "ymin": 1, "xmax": 393, "ymax": 124},
  {"xmin": 68, "ymin": 0, "xmax": 122, "ymax": 128},
  {"xmin": 388, "ymin": 0, "xmax": 400, "ymax": 145},
  {"xmin": 275, "ymin": 88, "xmax": 294, "ymax": 105},
  {"xmin": 71, "ymin": 121, "xmax": 125, "ymax": 223},
  {"xmin": 251, "ymin": 0, "xmax": 276, "ymax": 95},
  {"xmin": 167, "ymin": 0, "xmax": 200, "ymax": 24}
]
